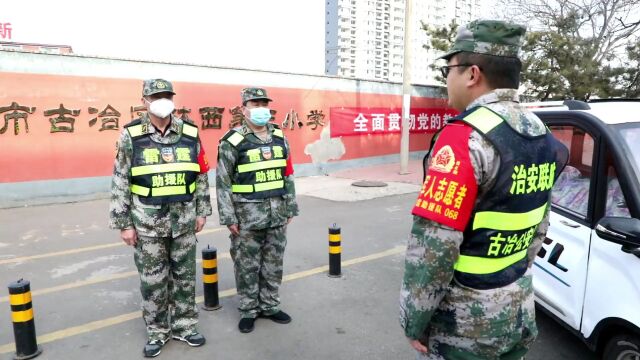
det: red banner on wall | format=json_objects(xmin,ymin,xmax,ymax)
[{"xmin": 329, "ymin": 107, "xmax": 459, "ymax": 137}]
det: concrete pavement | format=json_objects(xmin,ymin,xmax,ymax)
[{"xmin": 0, "ymin": 162, "xmax": 595, "ymax": 360}]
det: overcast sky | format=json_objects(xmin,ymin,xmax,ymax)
[
  {"xmin": 3, "ymin": 0, "xmax": 327, "ymax": 74},
  {"xmin": 3, "ymin": 0, "xmax": 498, "ymax": 75}
]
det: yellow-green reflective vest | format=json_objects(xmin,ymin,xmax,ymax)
[
  {"xmin": 221, "ymin": 127, "xmax": 288, "ymax": 200},
  {"xmin": 450, "ymin": 106, "xmax": 568, "ymax": 289},
  {"xmin": 126, "ymin": 120, "xmax": 200, "ymax": 205}
]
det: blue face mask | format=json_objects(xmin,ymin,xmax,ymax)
[{"xmin": 248, "ymin": 107, "xmax": 271, "ymax": 126}]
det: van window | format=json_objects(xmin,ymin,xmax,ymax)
[
  {"xmin": 605, "ymin": 165, "xmax": 631, "ymax": 218},
  {"xmin": 549, "ymin": 126, "xmax": 594, "ymax": 218}
]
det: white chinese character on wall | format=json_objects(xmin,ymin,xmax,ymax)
[
  {"xmin": 371, "ymin": 113, "xmax": 385, "ymax": 131},
  {"xmin": 353, "ymin": 113, "xmax": 368, "ymax": 132},
  {"xmin": 417, "ymin": 113, "xmax": 429, "ymax": 130},
  {"xmin": 388, "ymin": 113, "xmax": 401, "ymax": 131},
  {"xmin": 408, "ymin": 114, "xmax": 416, "ymax": 130},
  {"xmin": 430, "ymin": 113, "xmax": 442, "ymax": 130}
]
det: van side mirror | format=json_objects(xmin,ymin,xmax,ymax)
[{"xmin": 595, "ymin": 217, "xmax": 640, "ymax": 249}]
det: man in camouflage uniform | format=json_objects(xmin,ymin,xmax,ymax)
[
  {"xmin": 399, "ymin": 21, "xmax": 568, "ymax": 359},
  {"xmin": 216, "ymin": 87, "xmax": 299, "ymax": 333},
  {"xmin": 109, "ymin": 79, "xmax": 212, "ymax": 357}
]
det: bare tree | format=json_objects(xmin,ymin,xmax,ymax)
[
  {"xmin": 500, "ymin": 0, "xmax": 640, "ymax": 62},
  {"xmin": 495, "ymin": 0, "xmax": 640, "ymax": 100}
]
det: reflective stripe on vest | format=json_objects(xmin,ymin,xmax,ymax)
[
  {"xmin": 232, "ymin": 180, "xmax": 284, "ymax": 193},
  {"xmin": 131, "ymin": 182, "xmax": 196, "ymax": 197},
  {"xmin": 131, "ymin": 163, "xmax": 201, "ymax": 176},
  {"xmin": 182, "ymin": 124, "xmax": 198, "ymax": 138},
  {"xmin": 237, "ymin": 159, "xmax": 287, "ymax": 173},
  {"xmin": 462, "ymin": 107, "xmax": 503, "ymax": 133},
  {"xmin": 227, "ymin": 132, "xmax": 245, "ymax": 146},
  {"xmin": 472, "ymin": 203, "xmax": 547, "ymax": 231},
  {"xmin": 127, "ymin": 124, "xmax": 144, "ymax": 137},
  {"xmin": 454, "ymin": 249, "xmax": 528, "ymax": 274}
]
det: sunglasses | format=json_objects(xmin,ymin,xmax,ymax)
[{"xmin": 439, "ymin": 64, "xmax": 480, "ymax": 78}]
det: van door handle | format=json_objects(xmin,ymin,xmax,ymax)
[{"xmin": 559, "ymin": 220, "xmax": 580, "ymax": 228}]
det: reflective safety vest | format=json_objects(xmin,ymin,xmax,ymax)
[
  {"xmin": 451, "ymin": 107, "xmax": 568, "ymax": 289},
  {"xmin": 126, "ymin": 120, "xmax": 200, "ymax": 205},
  {"xmin": 221, "ymin": 127, "xmax": 288, "ymax": 200}
]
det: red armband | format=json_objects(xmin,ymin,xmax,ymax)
[
  {"xmin": 284, "ymin": 154, "xmax": 294, "ymax": 176},
  {"xmin": 198, "ymin": 141, "xmax": 211, "ymax": 174},
  {"xmin": 411, "ymin": 124, "xmax": 478, "ymax": 231}
]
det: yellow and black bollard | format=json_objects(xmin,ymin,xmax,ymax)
[
  {"xmin": 8, "ymin": 279, "xmax": 42, "ymax": 360},
  {"xmin": 328, "ymin": 224, "xmax": 342, "ymax": 278},
  {"xmin": 201, "ymin": 245, "xmax": 222, "ymax": 311}
]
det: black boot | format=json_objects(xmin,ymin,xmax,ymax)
[
  {"xmin": 261, "ymin": 310, "xmax": 292, "ymax": 324},
  {"xmin": 238, "ymin": 317, "xmax": 256, "ymax": 333}
]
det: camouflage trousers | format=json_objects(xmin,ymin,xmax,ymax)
[
  {"xmin": 134, "ymin": 232, "xmax": 198, "ymax": 341},
  {"xmin": 416, "ymin": 275, "xmax": 538, "ymax": 360},
  {"xmin": 230, "ymin": 225, "xmax": 287, "ymax": 319},
  {"xmin": 415, "ymin": 333, "xmax": 531, "ymax": 360}
]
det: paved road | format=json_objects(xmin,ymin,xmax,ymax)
[{"xmin": 0, "ymin": 188, "xmax": 596, "ymax": 359}]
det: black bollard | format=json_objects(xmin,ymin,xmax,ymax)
[
  {"xmin": 201, "ymin": 246, "xmax": 222, "ymax": 311},
  {"xmin": 8, "ymin": 279, "xmax": 42, "ymax": 360},
  {"xmin": 328, "ymin": 224, "xmax": 342, "ymax": 278}
]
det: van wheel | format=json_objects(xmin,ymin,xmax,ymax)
[{"xmin": 603, "ymin": 334, "xmax": 640, "ymax": 360}]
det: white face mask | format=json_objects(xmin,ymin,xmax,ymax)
[{"xmin": 146, "ymin": 98, "xmax": 175, "ymax": 119}]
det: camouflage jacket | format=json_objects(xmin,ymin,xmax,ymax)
[
  {"xmin": 400, "ymin": 89, "xmax": 550, "ymax": 340},
  {"xmin": 108, "ymin": 114, "xmax": 213, "ymax": 237},
  {"xmin": 216, "ymin": 122, "xmax": 299, "ymax": 230}
]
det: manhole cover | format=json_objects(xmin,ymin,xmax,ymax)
[{"xmin": 351, "ymin": 180, "xmax": 388, "ymax": 187}]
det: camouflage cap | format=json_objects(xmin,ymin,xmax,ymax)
[
  {"xmin": 241, "ymin": 87, "xmax": 272, "ymax": 105},
  {"xmin": 142, "ymin": 79, "xmax": 176, "ymax": 96},
  {"xmin": 437, "ymin": 20, "xmax": 526, "ymax": 60}
]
